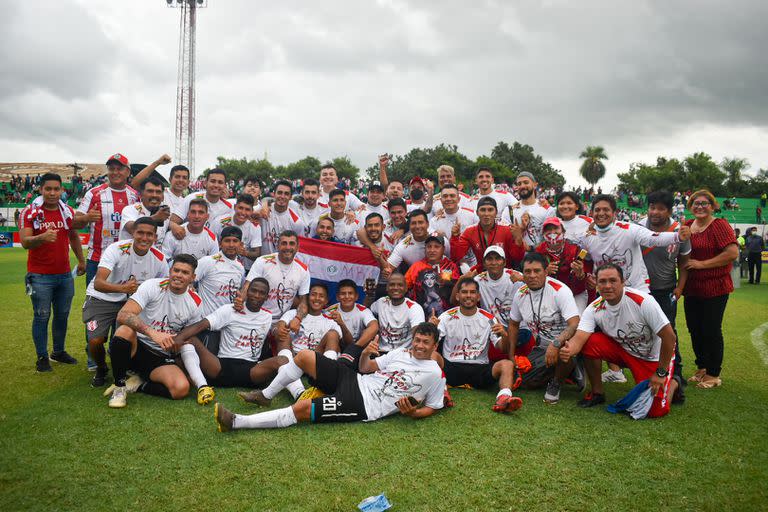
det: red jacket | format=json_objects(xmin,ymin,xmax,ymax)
[
  {"xmin": 535, "ymin": 240, "xmax": 592, "ymax": 295},
  {"xmin": 450, "ymin": 224, "xmax": 526, "ymax": 270}
]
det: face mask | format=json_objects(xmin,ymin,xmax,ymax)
[
  {"xmin": 595, "ymin": 222, "xmax": 613, "ymax": 233},
  {"xmin": 544, "ymin": 232, "xmax": 564, "ymax": 246},
  {"xmin": 410, "ymin": 189, "xmax": 424, "ymax": 201}
]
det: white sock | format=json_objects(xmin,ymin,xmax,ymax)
[
  {"xmin": 262, "ymin": 359, "xmax": 303, "ymax": 399},
  {"xmin": 323, "ymin": 350, "xmax": 338, "ymax": 360},
  {"xmin": 180, "ymin": 344, "xmax": 208, "ymax": 388},
  {"xmin": 496, "ymin": 388, "xmax": 512, "ymax": 398},
  {"xmin": 287, "ymin": 379, "xmax": 306, "ymax": 400},
  {"xmin": 233, "ymin": 406, "xmax": 298, "ymax": 429}
]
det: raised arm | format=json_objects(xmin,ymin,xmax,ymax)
[{"xmin": 130, "ymin": 154, "xmax": 171, "ymax": 189}]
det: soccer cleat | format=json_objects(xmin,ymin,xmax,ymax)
[
  {"xmin": 238, "ymin": 389, "xmax": 272, "ymax": 406},
  {"xmin": 297, "ymin": 386, "xmax": 326, "ymax": 401},
  {"xmin": 50, "ymin": 351, "xmax": 78, "ymax": 365},
  {"xmin": 91, "ymin": 367, "xmax": 109, "ymax": 387},
  {"xmin": 108, "ymin": 386, "xmax": 127, "ymax": 408},
  {"xmin": 492, "ymin": 394, "xmax": 523, "ymax": 413},
  {"xmin": 577, "ymin": 393, "xmax": 606, "ymax": 408},
  {"xmin": 601, "ymin": 369, "xmax": 627, "ymax": 383},
  {"xmin": 36, "ymin": 356, "xmax": 52, "ymax": 373},
  {"xmin": 214, "ymin": 403, "xmax": 234, "ymax": 433},
  {"xmin": 544, "ymin": 379, "xmax": 561, "ymax": 405},
  {"xmin": 197, "ymin": 386, "xmax": 216, "ymax": 405},
  {"xmin": 443, "ymin": 389, "xmax": 455, "ymax": 408}
]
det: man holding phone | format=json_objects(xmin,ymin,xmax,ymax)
[{"xmin": 119, "ymin": 176, "xmax": 171, "ymax": 248}]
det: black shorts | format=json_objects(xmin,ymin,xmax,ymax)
[
  {"xmin": 310, "ymin": 353, "xmax": 367, "ymax": 423},
  {"xmin": 130, "ymin": 342, "xmax": 177, "ymax": 379},
  {"xmin": 210, "ymin": 358, "xmax": 256, "ymax": 388},
  {"xmin": 444, "ymin": 359, "xmax": 497, "ymax": 389},
  {"xmin": 199, "ymin": 330, "xmax": 221, "ymax": 356}
]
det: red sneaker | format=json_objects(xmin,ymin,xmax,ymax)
[
  {"xmin": 443, "ymin": 389, "xmax": 455, "ymax": 408},
  {"xmin": 492, "ymin": 394, "xmax": 523, "ymax": 413}
]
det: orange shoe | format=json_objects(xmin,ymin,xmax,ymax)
[
  {"xmin": 443, "ymin": 389, "xmax": 454, "ymax": 408},
  {"xmin": 492, "ymin": 394, "xmax": 523, "ymax": 413}
]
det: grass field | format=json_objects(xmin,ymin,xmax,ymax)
[{"xmin": 0, "ymin": 247, "xmax": 766, "ymax": 511}]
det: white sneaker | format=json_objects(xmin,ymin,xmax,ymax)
[
  {"xmin": 601, "ymin": 369, "xmax": 627, "ymax": 383},
  {"xmin": 108, "ymin": 386, "xmax": 127, "ymax": 408},
  {"xmin": 125, "ymin": 374, "xmax": 145, "ymax": 393}
]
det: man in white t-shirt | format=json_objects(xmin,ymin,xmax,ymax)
[
  {"xmin": 507, "ymin": 253, "xmax": 581, "ymax": 405},
  {"xmin": 325, "ymin": 279, "xmax": 379, "ymax": 348},
  {"xmin": 463, "ymin": 246, "xmax": 524, "ymax": 328},
  {"xmin": 173, "ymin": 278, "xmax": 287, "ymax": 404},
  {"xmin": 105, "ymin": 255, "xmax": 203, "ymax": 408},
  {"xmin": 429, "ymin": 184, "xmax": 478, "ymax": 260},
  {"xmin": 357, "ymin": 181, "xmax": 390, "ymax": 223},
  {"xmin": 385, "ymin": 209, "xmax": 430, "ymax": 274},
  {"xmin": 293, "ymin": 178, "xmax": 328, "ymax": 235},
  {"xmin": 365, "ymin": 273, "xmax": 425, "ymax": 352},
  {"xmin": 436, "ymin": 279, "xmax": 521, "ymax": 413},
  {"xmin": 559, "ymin": 264, "xmax": 678, "ymax": 416},
  {"xmin": 580, "ymin": 194, "xmax": 690, "ymax": 292},
  {"xmin": 169, "ymin": 168, "xmax": 233, "ymax": 236},
  {"xmin": 118, "ymin": 176, "xmax": 171, "ymax": 248},
  {"xmin": 308, "ymin": 189, "xmax": 359, "ymax": 244},
  {"xmin": 208, "ymin": 194, "xmax": 262, "ymax": 271},
  {"xmin": 318, "ymin": 164, "xmax": 364, "ymax": 210},
  {"xmin": 431, "ymin": 164, "xmax": 471, "ymax": 215},
  {"xmin": 163, "ymin": 165, "xmax": 191, "ymax": 214},
  {"xmin": 468, "ymin": 167, "xmax": 517, "ymax": 223},
  {"xmin": 215, "ymin": 322, "xmax": 445, "ymax": 432},
  {"xmin": 259, "ymin": 180, "xmax": 306, "ymax": 254},
  {"xmin": 242, "ymin": 230, "xmax": 311, "ymax": 329},
  {"xmin": 505, "ymin": 172, "xmax": 557, "ymax": 248},
  {"xmin": 194, "ymin": 226, "xmax": 245, "ymax": 318},
  {"xmin": 83, "ymin": 219, "xmax": 169, "ymax": 387},
  {"xmin": 162, "ymin": 198, "xmax": 219, "ymax": 262}
]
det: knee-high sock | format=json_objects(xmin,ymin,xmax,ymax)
[
  {"xmin": 233, "ymin": 406, "xmax": 298, "ymax": 429},
  {"xmin": 180, "ymin": 344, "xmax": 208, "ymax": 388},
  {"xmin": 286, "ymin": 379, "xmax": 306, "ymax": 400},
  {"xmin": 139, "ymin": 381, "xmax": 172, "ymax": 399},
  {"xmin": 262, "ymin": 359, "xmax": 304, "ymax": 399},
  {"xmin": 110, "ymin": 336, "xmax": 132, "ymax": 386}
]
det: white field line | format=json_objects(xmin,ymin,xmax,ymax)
[{"xmin": 751, "ymin": 322, "xmax": 768, "ymax": 366}]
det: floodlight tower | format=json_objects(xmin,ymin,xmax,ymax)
[{"xmin": 167, "ymin": 0, "xmax": 208, "ymax": 177}]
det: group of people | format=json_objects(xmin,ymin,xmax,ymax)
[{"xmin": 19, "ymin": 151, "xmax": 740, "ymax": 432}]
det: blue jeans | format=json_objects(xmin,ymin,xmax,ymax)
[{"xmin": 27, "ymin": 272, "xmax": 75, "ymax": 357}]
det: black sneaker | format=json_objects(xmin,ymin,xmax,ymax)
[
  {"xmin": 91, "ymin": 367, "xmax": 109, "ymax": 387},
  {"xmin": 50, "ymin": 351, "xmax": 78, "ymax": 365},
  {"xmin": 577, "ymin": 393, "xmax": 606, "ymax": 408},
  {"xmin": 36, "ymin": 356, "xmax": 52, "ymax": 373}
]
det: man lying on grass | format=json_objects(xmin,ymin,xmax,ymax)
[{"xmin": 214, "ymin": 322, "xmax": 446, "ymax": 431}]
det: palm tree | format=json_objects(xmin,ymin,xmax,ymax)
[
  {"xmin": 721, "ymin": 157, "xmax": 749, "ymax": 195},
  {"xmin": 579, "ymin": 146, "xmax": 608, "ymax": 185}
]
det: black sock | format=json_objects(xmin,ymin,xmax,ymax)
[
  {"xmin": 110, "ymin": 336, "xmax": 131, "ymax": 386},
  {"xmin": 339, "ymin": 345, "xmax": 363, "ymax": 369},
  {"xmin": 139, "ymin": 381, "xmax": 172, "ymax": 399}
]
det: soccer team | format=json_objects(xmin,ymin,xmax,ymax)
[{"xmin": 21, "ymin": 152, "xmax": 730, "ymax": 432}]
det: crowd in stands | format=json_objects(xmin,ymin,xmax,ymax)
[{"xmin": 14, "ymin": 151, "xmax": 752, "ymax": 432}]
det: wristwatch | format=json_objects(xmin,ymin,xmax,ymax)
[{"xmin": 655, "ymin": 367, "xmax": 669, "ymax": 378}]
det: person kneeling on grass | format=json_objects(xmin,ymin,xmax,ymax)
[
  {"xmin": 104, "ymin": 254, "xmax": 203, "ymax": 408},
  {"xmin": 558, "ymin": 263, "xmax": 678, "ymax": 416},
  {"xmin": 173, "ymin": 278, "xmax": 288, "ymax": 405},
  {"xmin": 215, "ymin": 322, "xmax": 446, "ymax": 432},
  {"xmin": 435, "ymin": 278, "xmax": 522, "ymax": 413}
]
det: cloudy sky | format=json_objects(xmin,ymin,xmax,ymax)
[{"xmin": 1, "ymin": 0, "xmax": 766, "ymax": 187}]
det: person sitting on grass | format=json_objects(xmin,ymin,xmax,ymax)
[
  {"xmin": 214, "ymin": 322, "xmax": 446, "ymax": 432},
  {"xmin": 434, "ymin": 278, "xmax": 521, "ymax": 413},
  {"xmin": 104, "ymin": 255, "xmax": 202, "ymax": 408},
  {"xmin": 559, "ymin": 263, "xmax": 678, "ymax": 416},
  {"xmin": 173, "ymin": 278, "xmax": 288, "ymax": 405}
]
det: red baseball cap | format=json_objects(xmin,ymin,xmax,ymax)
[
  {"xmin": 409, "ymin": 176, "xmax": 424, "ymax": 187},
  {"xmin": 106, "ymin": 153, "xmax": 130, "ymax": 167},
  {"xmin": 542, "ymin": 217, "xmax": 563, "ymax": 229}
]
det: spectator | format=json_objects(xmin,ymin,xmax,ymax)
[{"xmin": 745, "ymin": 227, "xmax": 764, "ymax": 284}]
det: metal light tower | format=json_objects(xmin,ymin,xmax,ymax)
[{"xmin": 167, "ymin": 0, "xmax": 207, "ymax": 177}]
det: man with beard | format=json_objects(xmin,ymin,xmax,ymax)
[
  {"xmin": 293, "ymin": 178, "xmax": 328, "ymax": 234},
  {"xmin": 355, "ymin": 198, "xmax": 407, "ymax": 257},
  {"xmin": 431, "ymin": 165, "xmax": 471, "ymax": 215},
  {"xmin": 469, "ymin": 167, "xmax": 516, "ymax": 224},
  {"xmin": 309, "ymin": 189, "xmax": 359, "ymax": 244},
  {"xmin": 507, "ymin": 253, "xmax": 581, "ymax": 405},
  {"xmin": 84, "ymin": 218, "xmax": 169, "ymax": 387},
  {"xmin": 429, "ymin": 184, "xmax": 479, "ymax": 264},
  {"xmin": 386, "ymin": 209, "xmax": 431, "ymax": 275},
  {"xmin": 450, "ymin": 197, "xmax": 526, "ymax": 271},
  {"xmin": 214, "ymin": 322, "xmax": 445, "ymax": 432},
  {"xmin": 357, "ymin": 181, "xmax": 389, "ymax": 222},
  {"xmin": 405, "ymin": 235, "xmax": 459, "ymax": 317},
  {"xmin": 312, "ymin": 216, "xmax": 342, "ymax": 243},
  {"xmin": 209, "ymin": 194, "xmax": 262, "ymax": 272},
  {"xmin": 504, "ymin": 172, "xmax": 557, "ymax": 248},
  {"xmin": 353, "ymin": 213, "xmax": 394, "ymax": 299},
  {"xmin": 119, "ymin": 176, "xmax": 171, "ymax": 248},
  {"xmin": 162, "ymin": 199, "xmax": 219, "ymax": 262},
  {"xmin": 436, "ymin": 278, "xmax": 521, "ymax": 413},
  {"xmin": 259, "ymin": 181, "xmax": 306, "ymax": 254},
  {"xmin": 170, "ymin": 168, "xmax": 233, "ymax": 235},
  {"xmin": 105, "ymin": 254, "xmax": 203, "ymax": 408},
  {"xmin": 559, "ymin": 264, "xmax": 678, "ymax": 416},
  {"xmin": 366, "ymin": 273, "xmax": 425, "ymax": 353},
  {"xmin": 174, "ymin": 278, "xmax": 286, "ymax": 404}
]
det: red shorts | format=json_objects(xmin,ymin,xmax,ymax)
[{"xmin": 582, "ymin": 332, "xmax": 674, "ymax": 418}]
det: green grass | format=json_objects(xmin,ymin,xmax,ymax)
[{"xmin": 0, "ymin": 248, "xmax": 766, "ymax": 511}]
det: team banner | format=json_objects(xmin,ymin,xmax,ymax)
[{"xmin": 297, "ymin": 236, "xmax": 380, "ymax": 304}]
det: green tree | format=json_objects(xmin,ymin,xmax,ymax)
[
  {"xmin": 326, "ymin": 156, "xmax": 360, "ymax": 182},
  {"xmin": 381, "ymin": 144, "xmax": 474, "ymax": 185},
  {"xmin": 578, "ymin": 145, "xmax": 608, "ymax": 186},
  {"xmin": 281, "ymin": 156, "xmax": 322, "ymax": 180},
  {"xmin": 490, "ymin": 141, "xmax": 566, "ymax": 189},
  {"xmin": 683, "ymin": 152, "xmax": 726, "ymax": 195},
  {"xmin": 721, "ymin": 157, "xmax": 750, "ymax": 196}
]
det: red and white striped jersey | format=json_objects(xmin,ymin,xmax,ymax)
[{"xmin": 77, "ymin": 184, "xmax": 139, "ymax": 261}]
